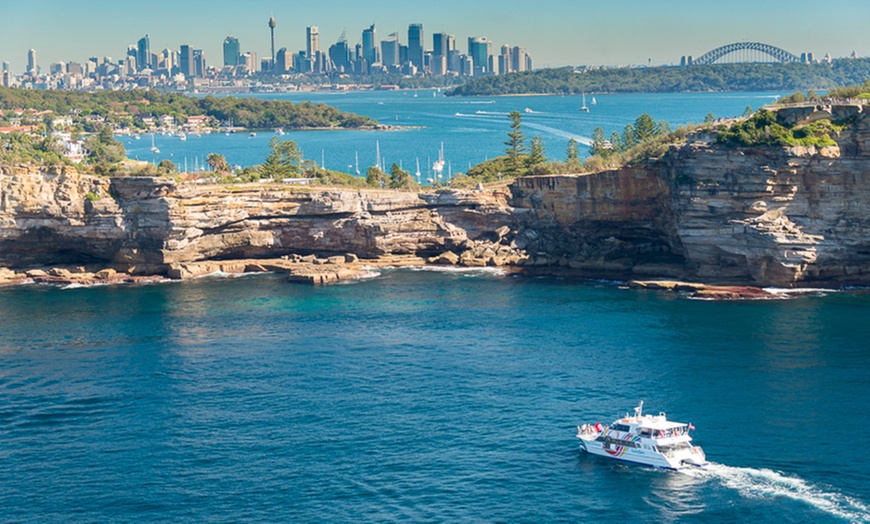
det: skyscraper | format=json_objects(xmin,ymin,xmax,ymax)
[
  {"xmin": 137, "ymin": 35, "xmax": 151, "ymax": 71},
  {"xmin": 223, "ymin": 36, "xmax": 240, "ymax": 67},
  {"xmin": 408, "ymin": 24, "xmax": 423, "ymax": 70},
  {"xmin": 468, "ymin": 37, "xmax": 491, "ymax": 75},
  {"xmin": 306, "ymin": 26, "xmax": 320, "ymax": 59},
  {"xmin": 193, "ymin": 50, "xmax": 205, "ymax": 77},
  {"xmin": 362, "ymin": 24, "xmax": 377, "ymax": 65},
  {"xmin": 381, "ymin": 33, "xmax": 399, "ymax": 67},
  {"xmin": 179, "ymin": 45, "xmax": 194, "ymax": 77},
  {"xmin": 268, "ymin": 17, "xmax": 277, "ymax": 70},
  {"xmin": 26, "ymin": 49, "xmax": 37, "ymax": 74}
]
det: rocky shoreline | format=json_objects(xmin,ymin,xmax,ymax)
[{"xmin": 2, "ymin": 104, "xmax": 870, "ymax": 297}]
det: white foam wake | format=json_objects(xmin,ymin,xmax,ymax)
[{"xmin": 681, "ymin": 463, "xmax": 870, "ymax": 522}]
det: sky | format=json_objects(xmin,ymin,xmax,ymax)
[{"xmin": 1, "ymin": 0, "xmax": 868, "ymax": 72}]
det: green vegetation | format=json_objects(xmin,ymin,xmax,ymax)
[
  {"xmin": 0, "ymin": 86, "xmax": 376, "ymax": 131},
  {"xmin": 448, "ymin": 59, "xmax": 870, "ymax": 96},
  {"xmin": 0, "ymin": 133, "xmax": 68, "ymax": 167},
  {"xmin": 717, "ymin": 110, "xmax": 844, "ymax": 148}
]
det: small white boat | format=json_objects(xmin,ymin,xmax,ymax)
[
  {"xmin": 274, "ymin": 128, "xmax": 284, "ymax": 135},
  {"xmin": 524, "ymin": 107, "xmax": 533, "ymax": 113},
  {"xmin": 149, "ymin": 134, "xmax": 160, "ymax": 154},
  {"xmin": 178, "ymin": 133, "xmax": 187, "ymax": 141},
  {"xmin": 591, "ymin": 96, "xmax": 597, "ymax": 105},
  {"xmin": 581, "ymin": 93, "xmax": 590, "ymax": 112},
  {"xmin": 132, "ymin": 134, "xmax": 141, "ymax": 140},
  {"xmin": 577, "ymin": 401, "xmax": 707, "ymax": 470},
  {"xmin": 249, "ymin": 132, "xmax": 257, "ymax": 138}
]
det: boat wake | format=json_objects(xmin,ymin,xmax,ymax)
[{"xmin": 681, "ymin": 463, "xmax": 870, "ymax": 522}]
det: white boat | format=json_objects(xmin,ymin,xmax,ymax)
[
  {"xmin": 577, "ymin": 401, "xmax": 707, "ymax": 470},
  {"xmin": 591, "ymin": 96, "xmax": 597, "ymax": 106},
  {"xmin": 249, "ymin": 132, "xmax": 257, "ymax": 138},
  {"xmin": 178, "ymin": 133, "xmax": 187, "ymax": 141},
  {"xmin": 274, "ymin": 128, "xmax": 284, "ymax": 135},
  {"xmin": 149, "ymin": 133, "xmax": 160, "ymax": 154},
  {"xmin": 132, "ymin": 134, "xmax": 141, "ymax": 140},
  {"xmin": 524, "ymin": 107, "xmax": 533, "ymax": 113},
  {"xmin": 581, "ymin": 93, "xmax": 590, "ymax": 112}
]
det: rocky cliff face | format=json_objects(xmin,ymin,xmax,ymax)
[
  {"xmin": 0, "ymin": 174, "xmax": 517, "ymax": 275},
  {"xmin": 511, "ymin": 105, "xmax": 870, "ymax": 286},
  {"xmin": 3, "ymin": 105, "xmax": 870, "ymax": 287}
]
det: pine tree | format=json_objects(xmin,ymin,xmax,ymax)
[
  {"xmin": 529, "ymin": 135, "xmax": 546, "ymax": 165},
  {"xmin": 566, "ymin": 138, "xmax": 579, "ymax": 162},
  {"xmin": 504, "ymin": 110, "xmax": 526, "ymax": 176},
  {"xmin": 590, "ymin": 127, "xmax": 609, "ymax": 157}
]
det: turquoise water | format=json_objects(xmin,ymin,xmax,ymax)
[
  {"xmin": 126, "ymin": 90, "xmax": 781, "ymax": 177},
  {"xmin": 1, "ymin": 270, "xmax": 868, "ymax": 522}
]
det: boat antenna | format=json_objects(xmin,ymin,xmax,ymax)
[{"xmin": 635, "ymin": 401, "xmax": 644, "ymax": 418}]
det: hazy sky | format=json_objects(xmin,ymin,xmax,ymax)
[{"xmin": 1, "ymin": 0, "xmax": 868, "ymax": 72}]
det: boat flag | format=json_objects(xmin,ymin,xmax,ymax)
[
  {"xmin": 595, "ymin": 422, "xmax": 602, "ymax": 432},
  {"xmin": 689, "ymin": 423, "xmax": 695, "ymax": 430}
]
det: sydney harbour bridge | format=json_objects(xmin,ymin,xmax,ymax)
[{"xmin": 682, "ymin": 42, "xmax": 809, "ymax": 66}]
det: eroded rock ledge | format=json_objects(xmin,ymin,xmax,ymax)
[{"xmin": 2, "ymin": 105, "xmax": 870, "ymax": 290}]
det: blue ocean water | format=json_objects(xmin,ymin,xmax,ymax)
[
  {"xmin": 1, "ymin": 270, "xmax": 868, "ymax": 522},
  {"xmin": 125, "ymin": 90, "xmax": 782, "ymax": 177}
]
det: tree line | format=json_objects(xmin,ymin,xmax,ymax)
[
  {"xmin": 447, "ymin": 59, "xmax": 870, "ymax": 96},
  {"xmin": 0, "ymin": 87, "xmax": 376, "ymax": 130}
]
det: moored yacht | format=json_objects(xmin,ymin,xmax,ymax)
[{"xmin": 577, "ymin": 401, "xmax": 707, "ymax": 470}]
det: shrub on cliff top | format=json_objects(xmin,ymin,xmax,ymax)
[{"xmin": 717, "ymin": 110, "xmax": 842, "ymax": 148}]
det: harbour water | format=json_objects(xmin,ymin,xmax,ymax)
[
  {"xmin": 126, "ymin": 90, "xmax": 782, "ymax": 178},
  {"xmin": 1, "ymin": 270, "xmax": 868, "ymax": 522}
]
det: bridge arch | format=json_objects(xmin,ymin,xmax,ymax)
[{"xmin": 693, "ymin": 42, "xmax": 800, "ymax": 65}]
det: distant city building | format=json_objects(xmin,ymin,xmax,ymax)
[
  {"xmin": 468, "ymin": 37, "xmax": 491, "ymax": 75},
  {"xmin": 179, "ymin": 45, "xmax": 194, "ymax": 77},
  {"xmin": 362, "ymin": 24, "xmax": 378, "ymax": 65},
  {"xmin": 329, "ymin": 37, "xmax": 351, "ymax": 72},
  {"xmin": 223, "ymin": 36, "xmax": 241, "ymax": 67},
  {"xmin": 408, "ymin": 24, "xmax": 424, "ymax": 70},
  {"xmin": 275, "ymin": 48, "xmax": 292, "ymax": 74},
  {"xmin": 193, "ymin": 49, "xmax": 205, "ymax": 77},
  {"xmin": 381, "ymin": 33, "xmax": 399, "ymax": 68},
  {"xmin": 26, "ymin": 49, "xmax": 37, "ymax": 74},
  {"xmin": 137, "ymin": 35, "xmax": 151, "ymax": 71},
  {"xmin": 306, "ymin": 26, "xmax": 320, "ymax": 59}
]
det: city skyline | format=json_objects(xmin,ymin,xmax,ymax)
[{"xmin": 1, "ymin": 0, "xmax": 869, "ymax": 73}]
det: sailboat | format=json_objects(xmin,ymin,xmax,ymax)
[
  {"xmin": 415, "ymin": 158, "xmax": 421, "ymax": 184},
  {"xmin": 581, "ymin": 93, "xmax": 590, "ymax": 112},
  {"xmin": 374, "ymin": 141, "xmax": 381, "ymax": 169},
  {"xmin": 150, "ymin": 133, "xmax": 160, "ymax": 154},
  {"xmin": 432, "ymin": 143, "xmax": 445, "ymax": 183},
  {"xmin": 355, "ymin": 151, "xmax": 360, "ymax": 175},
  {"xmin": 591, "ymin": 96, "xmax": 597, "ymax": 106}
]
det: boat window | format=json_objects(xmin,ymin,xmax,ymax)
[{"xmin": 613, "ymin": 424, "xmax": 631, "ymax": 432}]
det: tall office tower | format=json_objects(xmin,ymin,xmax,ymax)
[
  {"xmin": 329, "ymin": 37, "xmax": 351, "ymax": 72},
  {"xmin": 2, "ymin": 61, "xmax": 11, "ymax": 72},
  {"xmin": 432, "ymin": 33, "xmax": 448, "ymax": 58},
  {"xmin": 242, "ymin": 51, "xmax": 257, "ymax": 72},
  {"xmin": 160, "ymin": 48, "xmax": 173, "ymax": 71},
  {"xmin": 362, "ymin": 24, "xmax": 377, "ymax": 64},
  {"xmin": 223, "ymin": 36, "xmax": 241, "ymax": 67},
  {"xmin": 193, "ymin": 50, "xmax": 205, "ymax": 77},
  {"xmin": 381, "ymin": 34, "xmax": 399, "ymax": 67},
  {"xmin": 137, "ymin": 35, "xmax": 151, "ymax": 70},
  {"xmin": 510, "ymin": 46, "xmax": 527, "ymax": 73},
  {"xmin": 26, "ymin": 49, "xmax": 37, "ymax": 74},
  {"xmin": 275, "ymin": 48, "xmax": 291, "ymax": 73},
  {"xmin": 467, "ymin": 37, "xmax": 491, "ymax": 75},
  {"xmin": 408, "ymin": 24, "xmax": 423, "ymax": 70},
  {"xmin": 268, "ymin": 17, "xmax": 277, "ymax": 70},
  {"xmin": 179, "ymin": 45, "xmax": 194, "ymax": 77},
  {"xmin": 499, "ymin": 45, "xmax": 511, "ymax": 74},
  {"xmin": 306, "ymin": 26, "xmax": 320, "ymax": 59}
]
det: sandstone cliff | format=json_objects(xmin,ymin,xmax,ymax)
[
  {"xmin": 511, "ymin": 104, "xmax": 870, "ymax": 286},
  {"xmin": 2, "ymin": 104, "xmax": 870, "ymax": 288}
]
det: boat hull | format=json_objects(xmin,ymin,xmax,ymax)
[{"xmin": 579, "ymin": 437, "xmax": 707, "ymax": 470}]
